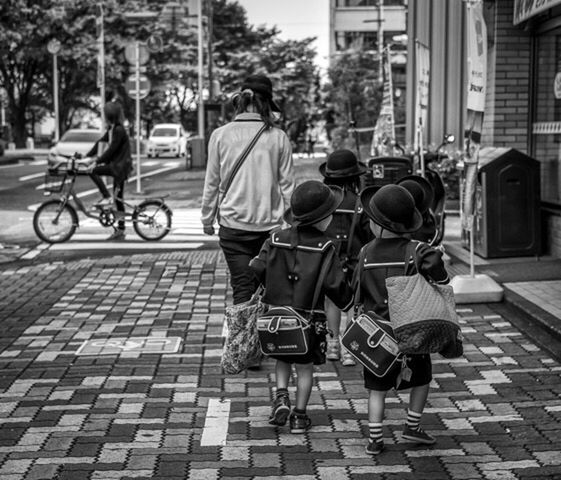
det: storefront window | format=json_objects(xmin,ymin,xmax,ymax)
[{"xmin": 532, "ymin": 29, "xmax": 561, "ymax": 204}]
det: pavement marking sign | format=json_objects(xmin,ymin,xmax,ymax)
[
  {"xmin": 76, "ymin": 336, "xmax": 182, "ymax": 355},
  {"xmin": 200, "ymin": 398, "xmax": 231, "ymax": 446}
]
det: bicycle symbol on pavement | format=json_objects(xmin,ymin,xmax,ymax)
[{"xmin": 76, "ymin": 337, "xmax": 182, "ymax": 355}]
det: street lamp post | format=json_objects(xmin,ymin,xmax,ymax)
[
  {"xmin": 47, "ymin": 39, "xmax": 61, "ymax": 142},
  {"xmin": 197, "ymin": 0, "xmax": 204, "ymax": 139}
]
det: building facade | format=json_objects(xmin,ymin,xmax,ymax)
[{"xmin": 407, "ymin": 0, "xmax": 561, "ymax": 258}]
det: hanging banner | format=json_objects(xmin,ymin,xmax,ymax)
[
  {"xmin": 463, "ymin": 0, "xmax": 487, "ymax": 230},
  {"xmin": 371, "ymin": 47, "xmax": 396, "ymax": 157},
  {"xmin": 414, "ymin": 40, "xmax": 430, "ymax": 174}
]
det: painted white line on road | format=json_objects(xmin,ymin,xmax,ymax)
[
  {"xmin": 47, "ymin": 242, "xmax": 204, "ymax": 251},
  {"xmin": 19, "ymin": 172, "xmax": 44, "ymax": 182},
  {"xmin": 20, "ymin": 243, "xmax": 50, "ymax": 260},
  {"xmin": 0, "ymin": 159, "xmax": 47, "ymax": 170},
  {"xmin": 200, "ymin": 398, "xmax": 231, "ymax": 446}
]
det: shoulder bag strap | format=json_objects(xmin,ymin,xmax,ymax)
[
  {"xmin": 221, "ymin": 123, "xmax": 267, "ymax": 201},
  {"xmin": 403, "ymin": 241, "xmax": 421, "ymax": 275},
  {"xmin": 345, "ymin": 194, "xmax": 362, "ymax": 260},
  {"xmin": 353, "ymin": 244, "xmax": 368, "ymax": 308},
  {"xmin": 310, "ymin": 247, "xmax": 336, "ymax": 313}
]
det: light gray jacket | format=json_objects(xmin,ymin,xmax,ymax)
[{"xmin": 201, "ymin": 113, "xmax": 295, "ymax": 232}]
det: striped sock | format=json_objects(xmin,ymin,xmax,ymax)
[
  {"xmin": 368, "ymin": 422, "xmax": 383, "ymax": 443},
  {"xmin": 406, "ymin": 409, "xmax": 422, "ymax": 430}
]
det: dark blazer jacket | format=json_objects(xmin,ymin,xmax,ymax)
[
  {"xmin": 87, "ymin": 123, "xmax": 132, "ymax": 182},
  {"xmin": 250, "ymin": 226, "xmax": 353, "ymax": 313}
]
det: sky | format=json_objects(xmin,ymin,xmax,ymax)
[{"xmin": 236, "ymin": 0, "xmax": 330, "ymax": 73}]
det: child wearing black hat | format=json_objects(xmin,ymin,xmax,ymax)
[
  {"xmin": 396, "ymin": 175, "xmax": 438, "ymax": 245},
  {"xmin": 353, "ymin": 184, "xmax": 450, "ymax": 455},
  {"xmin": 250, "ymin": 180, "xmax": 353, "ymax": 434},
  {"xmin": 320, "ymin": 149, "xmax": 372, "ymax": 365}
]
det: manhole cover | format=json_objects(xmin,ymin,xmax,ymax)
[{"xmin": 76, "ymin": 337, "xmax": 182, "ymax": 355}]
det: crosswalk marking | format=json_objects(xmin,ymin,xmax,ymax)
[{"xmin": 39, "ymin": 208, "xmax": 218, "ymax": 254}]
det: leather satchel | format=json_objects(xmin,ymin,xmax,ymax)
[
  {"xmin": 257, "ymin": 306, "xmax": 311, "ymax": 356},
  {"xmin": 341, "ymin": 311, "xmax": 402, "ymax": 377},
  {"xmin": 386, "ymin": 242, "xmax": 463, "ymax": 358}
]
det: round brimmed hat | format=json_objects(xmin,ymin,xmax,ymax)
[
  {"xmin": 241, "ymin": 74, "xmax": 281, "ymax": 112},
  {"xmin": 284, "ymin": 181, "xmax": 344, "ymax": 226},
  {"xmin": 360, "ymin": 184, "xmax": 423, "ymax": 234},
  {"xmin": 396, "ymin": 175, "xmax": 434, "ymax": 214},
  {"xmin": 319, "ymin": 149, "xmax": 368, "ymax": 178}
]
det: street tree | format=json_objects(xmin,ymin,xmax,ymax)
[{"xmin": 324, "ymin": 49, "xmax": 383, "ymax": 157}]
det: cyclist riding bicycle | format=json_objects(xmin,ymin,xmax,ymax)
[{"xmin": 86, "ymin": 101, "xmax": 133, "ymax": 241}]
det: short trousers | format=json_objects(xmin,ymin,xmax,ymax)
[{"xmin": 364, "ymin": 353, "xmax": 432, "ymax": 391}]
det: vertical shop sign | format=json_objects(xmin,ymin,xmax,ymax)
[
  {"xmin": 371, "ymin": 47, "xmax": 396, "ymax": 157},
  {"xmin": 463, "ymin": 0, "xmax": 487, "ymax": 230}
]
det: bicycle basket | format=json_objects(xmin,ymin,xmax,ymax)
[{"xmin": 44, "ymin": 169, "xmax": 67, "ymax": 193}]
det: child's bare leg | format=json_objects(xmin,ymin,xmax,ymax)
[
  {"xmin": 294, "ymin": 362, "xmax": 314, "ymax": 411},
  {"xmin": 325, "ymin": 297, "xmax": 341, "ymax": 360},
  {"xmin": 340, "ymin": 310, "xmax": 356, "ymax": 365},
  {"xmin": 275, "ymin": 360, "xmax": 291, "ymax": 390},
  {"xmin": 366, "ymin": 389, "xmax": 387, "ymax": 453}
]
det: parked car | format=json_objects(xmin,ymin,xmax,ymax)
[
  {"xmin": 47, "ymin": 129, "xmax": 101, "ymax": 169},
  {"xmin": 145, "ymin": 123, "xmax": 189, "ymax": 158}
]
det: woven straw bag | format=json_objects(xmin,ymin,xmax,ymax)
[{"xmin": 386, "ymin": 243, "xmax": 463, "ymax": 358}]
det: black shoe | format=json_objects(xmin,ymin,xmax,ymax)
[
  {"xmin": 106, "ymin": 230, "xmax": 126, "ymax": 241},
  {"xmin": 289, "ymin": 412, "xmax": 311, "ymax": 434},
  {"xmin": 402, "ymin": 425, "xmax": 436, "ymax": 444},
  {"xmin": 268, "ymin": 395, "xmax": 290, "ymax": 426},
  {"xmin": 365, "ymin": 439, "xmax": 384, "ymax": 455}
]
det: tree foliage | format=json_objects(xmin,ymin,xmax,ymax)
[
  {"xmin": 0, "ymin": 0, "xmax": 321, "ymax": 146},
  {"xmin": 323, "ymin": 49, "xmax": 383, "ymax": 157}
]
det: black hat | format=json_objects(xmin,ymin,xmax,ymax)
[
  {"xmin": 360, "ymin": 184, "xmax": 423, "ymax": 234},
  {"xmin": 241, "ymin": 74, "xmax": 281, "ymax": 112},
  {"xmin": 396, "ymin": 175, "xmax": 434, "ymax": 214},
  {"xmin": 319, "ymin": 149, "xmax": 368, "ymax": 178},
  {"xmin": 284, "ymin": 181, "xmax": 344, "ymax": 226}
]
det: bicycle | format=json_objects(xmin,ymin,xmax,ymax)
[{"xmin": 33, "ymin": 154, "xmax": 173, "ymax": 243}]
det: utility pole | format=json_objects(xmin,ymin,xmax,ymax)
[
  {"xmin": 378, "ymin": 0, "xmax": 384, "ymax": 83},
  {"xmin": 135, "ymin": 41, "xmax": 142, "ymax": 194},
  {"xmin": 96, "ymin": 3, "xmax": 106, "ymax": 130},
  {"xmin": 197, "ymin": 0, "xmax": 205, "ymax": 139},
  {"xmin": 47, "ymin": 39, "xmax": 61, "ymax": 142}
]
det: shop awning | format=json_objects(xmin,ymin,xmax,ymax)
[{"xmin": 514, "ymin": 0, "xmax": 561, "ymax": 25}]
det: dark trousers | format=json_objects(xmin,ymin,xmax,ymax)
[
  {"xmin": 219, "ymin": 227, "xmax": 270, "ymax": 305},
  {"xmin": 90, "ymin": 165, "xmax": 125, "ymax": 231}
]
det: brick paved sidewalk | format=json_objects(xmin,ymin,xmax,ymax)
[{"xmin": 1, "ymin": 251, "xmax": 561, "ymax": 480}]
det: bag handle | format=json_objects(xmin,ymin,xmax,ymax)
[{"xmin": 221, "ymin": 123, "xmax": 268, "ymax": 201}]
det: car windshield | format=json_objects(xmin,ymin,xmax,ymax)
[
  {"xmin": 151, "ymin": 128, "xmax": 178, "ymax": 137},
  {"xmin": 60, "ymin": 131, "xmax": 99, "ymax": 143}
]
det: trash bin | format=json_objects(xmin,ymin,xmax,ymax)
[
  {"xmin": 364, "ymin": 156, "xmax": 413, "ymax": 189},
  {"xmin": 188, "ymin": 136, "xmax": 206, "ymax": 168},
  {"xmin": 462, "ymin": 147, "xmax": 541, "ymax": 258}
]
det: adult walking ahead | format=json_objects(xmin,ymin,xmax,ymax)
[{"xmin": 201, "ymin": 74, "xmax": 295, "ymax": 305}]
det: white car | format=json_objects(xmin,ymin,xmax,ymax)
[
  {"xmin": 146, "ymin": 124, "xmax": 188, "ymax": 158},
  {"xmin": 47, "ymin": 129, "xmax": 101, "ymax": 169}
]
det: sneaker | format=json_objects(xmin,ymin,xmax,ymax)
[
  {"xmin": 106, "ymin": 230, "xmax": 126, "ymax": 241},
  {"xmin": 289, "ymin": 412, "xmax": 312, "ymax": 434},
  {"xmin": 341, "ymin": 350, "xmax": 356, "ymax": 366},
  {"xmin": 402, "ymin": 425, "xmax": 436, "ymax": 445},
  {"xmin": 326, "ymin": 337, "xmax": 340, "ymax": 360},
  {"xmin": 365, "ymin": 439, "xmax": 384, "ymax": 455},
  {"xmin": 94, "ymin": 197, "xmax": 113, "ymax": 207},
  {"xmin": 268, "ymin": 395, "xmax": 291, "ymax": 426}
]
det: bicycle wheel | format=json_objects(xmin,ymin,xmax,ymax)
[
  {"xmin": 33, "ymin": 200, "xmax": 78, "ymax": 243},
  {"xmin": 132, "ymin": 200, "xmax": 172, "ymax": 241}
]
